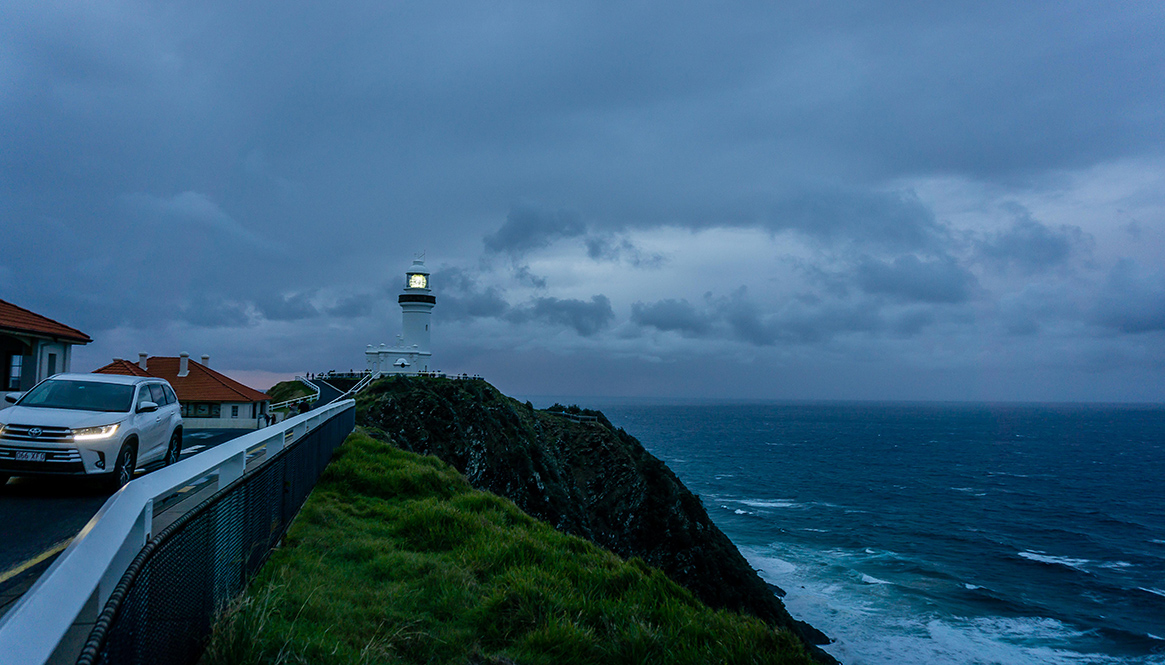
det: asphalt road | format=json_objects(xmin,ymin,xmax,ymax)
[{"xmin": 0, "ymin": 429, "xmax": 251, "ymax": 610}]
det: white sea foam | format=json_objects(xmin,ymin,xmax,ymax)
[
  {"xmin": 1099, "ymin": 561, "xmax": 1132, "ymax": 569},
  {"xmin": 738, "ymin": 499, "xmax": 798, "ymax": 509},
  {"xmin": 746, "ymin": 553, "xmax": 797, "ymax": 576},
  {"xmin": 743, "ymin": 543, "xmax": 1164, "ymax": 665},
  {"xmin": 1138, "ymin": 587, "xmax": 1165, "ymax": 598},
  {"xmin": 803, "ymin": 604, "xmax": 1142, "ymax": 665},
  {"xmin": 733, "ymin": 508, "xmax": 749, "ymax": 515},
  {"xmin": 965, "ymin": 583, "xmax": 983, "ymax": 590},
  {"xmin": 1018, "ymin": 551, "xmax": 1092, "ymax": 571}
]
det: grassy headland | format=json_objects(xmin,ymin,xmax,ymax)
[
  {"xmin": 202, "ymin": 431, "xmax": 816, "ymax": 665},
  {"xmin": 266, "ymin": 379, "xmax": 314, "ymax": 404}
]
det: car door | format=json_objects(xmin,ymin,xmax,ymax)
[
  {"xmin": 157, "ymin": 382, "xmax": 181, "ymax": 440},
  {"xmin": 133, "ymin": 384, "xmax": 167, "ymax": 463}
]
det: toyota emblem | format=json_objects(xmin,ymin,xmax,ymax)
[{"xmin": 28, "ymin": 427, "xmax": 42, "ymax": 438}]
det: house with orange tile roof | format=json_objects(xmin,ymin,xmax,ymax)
[
  {"xmin": 94, "ymin": 353, "xmax": 271, "ymax": 429},
  {"xmin": 0, "ymin": 299, "xmax": 92, "ymax": 395}
]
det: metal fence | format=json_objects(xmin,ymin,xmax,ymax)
[{"xmin": 74, "ymin": 405, "xmax": 354, "ymax": 665}]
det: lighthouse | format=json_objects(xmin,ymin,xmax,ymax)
[{"xmin": 366, "ymin": 257, "xmax": 436, "ymax": 375}]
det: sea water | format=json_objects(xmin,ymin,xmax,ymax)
[{"xmin": 597, "ymin": 402, "xmax": 1165, "ymax": 665}]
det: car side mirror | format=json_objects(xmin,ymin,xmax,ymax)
[
  {"xmin": 4, "ymin": 392, "xmax": 22, "ymax": 404},
  {"xmin": 137, "ymin": 401, "xmax": 159, "ymax": 413}
]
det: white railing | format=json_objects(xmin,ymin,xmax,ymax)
[
  {"xmin": 0, "ymin": 399, "xmax": 354, "ymax": 665},
  {"xmin": 337, "ymin": 372, "xmax": 376, "ymax": 400},
  {"xmin": 268, "ymin": 375, "xmax": 320, "ymax": 411}
]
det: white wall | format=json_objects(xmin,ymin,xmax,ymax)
[{"xmin": 36, "ymin": 340, "xmax": 70, "ymax": 382}]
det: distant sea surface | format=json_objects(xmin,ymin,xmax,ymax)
[{"xmin": 595, "ymin": 402, "xmax": 1165, "ymax": 665}]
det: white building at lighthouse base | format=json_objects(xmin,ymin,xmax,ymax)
[{"xmin": 366, "ymin": 339, "xmax": 431, "ymax": 376}]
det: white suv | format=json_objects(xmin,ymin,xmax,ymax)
[{"xmin": 0, "ymin": 373, "xmax": 183, "ymax": 490}]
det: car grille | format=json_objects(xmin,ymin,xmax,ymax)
[
  {"xmin": 0, "ymin": 424, "xmax": 75, "ymax": 444},
  {"xmin": 0, "ymin": 443, "xmax": 85, "ymax": 474}
]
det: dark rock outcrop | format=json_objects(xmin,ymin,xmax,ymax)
[{"xmin": 356, "ymin": 376, "xmax": 835, "ymax": 663}]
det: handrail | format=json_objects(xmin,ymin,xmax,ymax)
[
  {"xmin": 269, "ymin": 375, "xmax": 321, "ymax": 410},
  {"xmin": 0, "ymin": 399, "xmax": 354, "ymax": 665},
  {"xmin": 337, "ymin": 372, "xmax": 376, "ymax": 400}
]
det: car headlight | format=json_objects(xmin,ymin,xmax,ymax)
[{"xmin": 72, "ymin": 424, "xmax": 120, "ymax": 441}]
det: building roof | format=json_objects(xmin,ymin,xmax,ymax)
[
  {"xmin": 94, "ymin": 357, "xmax": 270, "ymax": 403},
  {"xmin": 0, "ymin": 299, "xmax": 92, "ymax": 344}
]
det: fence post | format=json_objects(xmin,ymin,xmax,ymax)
[{"xmin": 218, "ymin": 451, "xmax": 245, "ymax": 490}]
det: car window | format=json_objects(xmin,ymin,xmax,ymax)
[
  {"xmin": 19, "ymin": 380, "xmax": 135, "ymax": 412},
  {"xmin": 136, "ymin": 386, "xmax": 154, "ymax": 409},
  {"xmin": 162, "ymin": 384, "xmax": 177, "ymax": 405},
  {"xmin": 149, "ymin": 383, "xmax": 166, "ymax": 404}
]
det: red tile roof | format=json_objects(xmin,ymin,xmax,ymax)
[
  {"xmin": 95, "ymin": 359, "xmax": 152, "ymax": 377},
  {"xmin": 0, "ymin": 299, "xmax": 92, "ymax": 344},
  {"xmin": 94, "ymin": 357, "xmax": 270, "ymax": 403}
]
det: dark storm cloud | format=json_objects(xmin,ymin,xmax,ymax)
[
  {"xmin": 1093, "ymin": 260, "xmax": 1165, "ymax": 333},
  {"xmin": 180, "ymin": 297, "xmax": 252, "ymax": 329},
  {"xmin": 511, "ymin": 265, "xmax": 548, "ymax": 289},
  {"xmin": 326, "ymin": 293, "xmax": 376, "ymax": 318},
  {"xmin": 484, "ymin": 205, "xmax": 585, "ymax": 257},
  {"xmin": 509, "ymin": 295, "xmax": 614, "ymax": 337},
  {"xmin": 433, "ymin": 267, "xmax": 512, "ymax": 321},
  {"xmin": 630, "ymin": 299, "xmax": 713, "ymax": 336},
  {"xmin": 257, "ymin": 293, "xmax": 318, "ymax": 322},
  {"xmin": 715, "ymin": 288, "xmax": 883, "ymax": 346},
  {"xmin": 585, "ymin": 234, "xmax": 667, "ymax": 268},
  {"xmin": 633, "ymin": 289, "xmax": 887, "ymax": 346},
  {"xmin": 122, "ymin": 192, "xmax": 283, "ymax": 255},
  {"xmin": 764, "ymin": 188, "xmax": 948, "ymax": 249},
  {"xmin": 977, "ymin": 207, "xmax": 1088, "ymax": 273},
  {"xmin": 856, "ymin": 255, "xmax": 978, "ymax": 304}
]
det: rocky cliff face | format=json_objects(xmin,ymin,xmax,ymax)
[{"xmin": 355, "ymin": 376, "xmax": 834, "ymax": 663}]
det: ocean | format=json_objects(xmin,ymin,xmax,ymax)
[{"xmin": 595, "ymin": 402, "xmax": 1165, "ymax": 665}]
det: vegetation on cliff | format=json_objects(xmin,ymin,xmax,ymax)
[
  {"xmin": 266, "ymin": 379, "xmax": 314, "ymax": 404},
  {"xmin": 354, "ymin": 376, "xmax": 832, "ymax": 662},
  {"xmin": 202, "ymin": 431, "xmax": 816, "ymax": 665}
]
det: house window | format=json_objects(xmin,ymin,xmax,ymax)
[
  {"xmin": 231, "ymin": 405, "xmax": 239, "ymax": 418},
  {"xmin": 47, "ymin": 353, "xmax": 57, "ymax": 377},
  {"xmin": 7, "ymin": 355, "xmax": 21, "ymax": 390},
  {"xmin": 186, "ymin": 403, "xmax": 221, "ymax": 418}
]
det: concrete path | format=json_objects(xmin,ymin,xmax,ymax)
[{"xmin": 312, "ymin": 380, "xmax": 344, "ymax": 408}]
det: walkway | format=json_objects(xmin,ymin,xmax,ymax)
[{"xmin": 312, "ymin": 380, "xmax": 344, "ymax": 408}]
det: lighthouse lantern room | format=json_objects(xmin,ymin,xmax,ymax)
[{"xmin": 366, "ymin": 257, "xmax": 436, "ymax": 376}]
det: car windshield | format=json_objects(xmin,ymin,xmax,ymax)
[{"xmin": 18, "ymin": 380, "xmax": 136, "ymax": 413}]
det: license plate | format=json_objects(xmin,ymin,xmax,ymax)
[{"xmin": 15, "ymin": 451, "xmax": 46, "ymax": 462}]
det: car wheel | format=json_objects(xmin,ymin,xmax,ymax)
[
  {"xmin": 164, "ymin": 430, "xmax": 182, "ymax": 466},
  {"xmin": 106, "ymin": 442, "xmax": 137, "ymax": 491}
]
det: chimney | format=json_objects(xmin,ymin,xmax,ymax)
[
  {"xmin": 179, "ymin": 352, "xmax": 189, "ymax": 377},
  {"xmin": 201, "ymin": 354, "xmax": 210, "ymax": 367},
  {"xmin": 138, "ymin": 353, "xmax": 148, "ymax": 370}
]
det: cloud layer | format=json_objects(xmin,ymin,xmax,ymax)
[{"xmin": 3, "ymin": 1, "xmax": 1164, "ymax": 401}]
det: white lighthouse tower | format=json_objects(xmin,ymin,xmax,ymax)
[{"xmin": 366, "ymin": 257, "xmax": 436, "ymax": 376}]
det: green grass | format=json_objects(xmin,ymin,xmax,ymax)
[
  {"xmin": 201, "ymin": 432, "xmax": 817, "ymax": 665},
  {"xmin": 267, "ymin": 380, "xmax": 315, "ymax": 404}
]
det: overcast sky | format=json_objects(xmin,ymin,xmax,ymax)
[{"xmin": 4, "ymin": 1, "xmax": 1164, "ymax": 401}]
